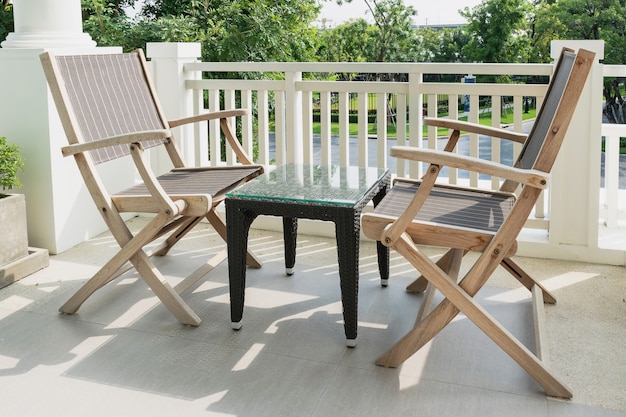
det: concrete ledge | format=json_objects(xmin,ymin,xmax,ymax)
[{"xmin": 0, "ymin": 247, "xmax": 49, "ymax": 288}]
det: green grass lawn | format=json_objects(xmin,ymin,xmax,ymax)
[
  {"xmin": 602, "ymin": 137, "xmax": 626, "ymax": 154},
  {"xmin": 310, "ymin": 108, "xmax": 537, "ymax": 137}
]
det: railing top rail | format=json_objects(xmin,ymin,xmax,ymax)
[
  {"xmin": 601, "ymin": 123, "xmax": 626, "ymax": 134},
  {"xmin": 603, "ymin": 65, "xmax": 626, "ymax": 77},
  {"xmin": 185, "ymin": 61, "xmax": 554, "ymax": 76},
  {"xmin": 187, "ymin": 78, "xmax": 550, "ymax": 96}
]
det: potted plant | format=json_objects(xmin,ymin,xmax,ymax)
[{"xmin": 0, "ymin": 136, "xmax": 48, "ymax": 287}]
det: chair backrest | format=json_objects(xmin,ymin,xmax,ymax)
[
  {"xmin": 516, "ymin": 50, "xmax": 576, "ymax": 170},
  {"xmin": 501, "ymin": 48, "xmax": 595, "ymax": 192},
  {"xmin": 42, "ymin": 50, "xmax": 169, "ymax": 165}
]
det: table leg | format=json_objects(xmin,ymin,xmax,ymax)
[
  {"xmin": 226, "ymin": 200, "xmax": 258, "ymax": 330},
  {"xmin": 283, "ymin": 217, "xmax": 298, "ymax": 275},
  {"xmin": 334, "ymin": 208, "xmax": 360, "ymax": 347},
  {"xmin": 376, "ymin": 242, "xmax": 389, "ymax": 286},
  {"xmin": 372, "ymin": 180, "xmax": 390, "ymax": 286}
]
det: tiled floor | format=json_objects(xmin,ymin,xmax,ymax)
[{"xmin": 0, "ymin": 217, "xmax": 624, "ymax": 417}]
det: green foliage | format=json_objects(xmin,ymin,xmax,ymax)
[
  {"xmin": 414, "ymin": 26, "xmax": 469, "ymax": 62},
  {"xmin": 0, "ymin": 136, "xmax": 24, "ymax": 193},
  {"xmin": 460, "ymin": 0, "xmax": 532, "ymax": 63},
  {"xmin": 78, "ymin": 0, "xmax": 626, "ymax": 67},
  {"xmin": 0, "ymin": 1, "xmax": 13, "ymax": 44},
  {"xmin": 326, "ymin": 0, "xmax": 420, "ymax": 63},
  {"xmin": 131, "ymin": 0, "xmax": 321, "ymax": 62},
  {"xmin": 82, "ymin": 0, "xmax": 133, "ymax": 48},
  {"xmin": 366, "ymin": 0, "xmax": 419, "ymax": 62},
  {"xmin": 544, "ymin": 0, "xmax": 626, "ymax": 64},
  {"xmin": 317, "ymin": 19, "xmax": 377, "ymax": 63}
]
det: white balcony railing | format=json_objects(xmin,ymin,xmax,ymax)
[
  {"xmin": 184, "ymin": 61, "xmax": 554, "ymax": 226},
  {"xmin": 144, "ymin": 41, "xmax": 625, "ymax": 264},
  {"xmin": 600, "ymin": 65, "xmax": 626, "ymax": 232}
]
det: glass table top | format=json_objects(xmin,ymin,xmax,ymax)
[{"xmin": 227, "ymin": 164, "xmax": 389, "ymax": 207}]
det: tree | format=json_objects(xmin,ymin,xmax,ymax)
[
  {"xmin": 538, "ymin": 0, "xmax": 626, "ymax": 65},
  {"xmin": 317, "ymin": 19, "xmax": 377, "ymax": 63},
  {"xmin": 366, "ymin": 0, "xmax": 419, "ymax": 62},
  {"xmin": 82, "ymin": 0, "xmax": 134, "ymax": 48},
  {"xmin": 415, "ymin": 26, "xmax": 469, "ymax": 63},
  {"xmin": 135, "ymin": 0, "xmax": 322, "ymax": 63},
  {"xmin": 460, "ymin": 0, "xmax": 532, "ymax": 63},
  {"xmin": 336, "ymin": 0, "xmax": 419, "ymax": 63}
]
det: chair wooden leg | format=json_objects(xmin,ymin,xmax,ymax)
[
  {"xmin": 154, "ymin": 217, "xmax": 203, "ymax": 256},
  {"xmin": 377, "ymin": 241, "xmax": 464, "ymax": 367},
  {"xmin": 377, "ymin": 295, "xmax": 461, "ymax": 367},
  {"xmin": 501, "ymin": 257, "xmax": 557, "ymax": 303},
  {"xmin": 413, "ymin": 248, "xmax": 464, "ymax": 324},
  {"xmin": 206, "ymin": 208, "xmax": 263, "ymax": 269},
  {"xmin": 131, "ymin": 250, "xmax": 201, "ymax": 326},
  {"xmin": 60, "ymin": 212, "xmax": 170, "ymax": 314},
  {"xmin": 174, "ymin": 249, "xmax": 228, "ymax": 295},
  {"xmin": 378, "ymin": 234, "xmax": 572, "ymax": 398},
  {"xmin": 405, "ymin": 276, "xmax": 429, "ymax": 293},
  {"xmin": 60, "ymin": 212, "xmax": 201, "ymax": 326},
  {"xmin": 406, "ymin": 248, "xmax": 466, "ymax": 293}
]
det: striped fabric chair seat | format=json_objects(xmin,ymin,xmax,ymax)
[{"xmin": 40, "ymin": 49, "xmax": 264, "ymax": 327}]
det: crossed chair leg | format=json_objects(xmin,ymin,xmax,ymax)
[
  {"xmin": 376, "ymin": 237, "xmax": 572, "ymax": 399},
  {"xmin": 60, "ymin": 208, "xmax": 262, "ymax": 327}
]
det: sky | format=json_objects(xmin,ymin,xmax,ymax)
[{"xmin": 318, "ymin": 0, "xmax": 484, "ymax": 27}]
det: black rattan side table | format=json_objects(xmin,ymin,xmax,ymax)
[{"xmin": 226, "ymin": 164, "xmax": 390, "ymax": 347}]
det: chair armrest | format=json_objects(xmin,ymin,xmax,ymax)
[
  {"xmin": 168, "ymin": 109, "xmax": 249, "ymax": 128},
  {"xmin": 424, "ymin": 117, "xmax": 528, "ymax": 144},
  {"xmin": 168, "ymin": 109, "xmax": 255, "ymax": 165},
  {"xmin": 61, "ymin": 130, "xmax": 172, "ymax": 157},
  {"xmin": 129, "ymin": 143, "xmax": 187, "ymax": 217},
  {"xmin": 391, "ymin": 146, "xmax": 549, "ymax": 189}
]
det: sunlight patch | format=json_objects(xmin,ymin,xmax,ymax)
[
  {"xmin": 541, "ymin": 271, "xmax": 598, "ymax": 291},
  {"xmin": 36, "ymin": 285, "xmax": 59, "ymax": 293},
  {"xmin": 486, "ymin": 271, "xmax": 599, "ymax": 303},
  {"xmin": 356, "ymin": 320, "xmax": 388, "ymax": 330},
  {"xmin": 398, "ymin": 340, "xmax": 434, "ymax": 387},
  {"xmin": 193, "ymin": 280, "xmax": 227, "ymax": 294},
  {"xmin": 117, "ymin": 277, "xmax": 139, "ymax": 286},
  {"xmin": 104, "ymin": 298, "xmax": 158, "ymax": 329},
  {"xmin": 196, "ymin": 390, "xmax": 232, "ymax": 413},
  {"xmin": 208, "ymin": 287, "xmax": 317, "ymax": 309},
  {"xmin": 0, "ymin": 354, "xmax": 19, "ymax": 370},
  {"xmin": 485, "ymin": 287, "xmax": 532, "ymax": 303},
  {"xmin": 266, "ymin": 301, "xmax": 342, "ymax": 334},
  {"xmin": 0, "ymin": 295, "xmax": 33, "ymax": 316},
  {"xmin": 232, "ymin": 343, "xmax": 265, "ymax": 371}
]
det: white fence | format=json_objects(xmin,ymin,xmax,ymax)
[
  {"xmin": 146, "ymin": 41, "xmax": 625, "ymax": 264},
  {"xmin": 184, "ymin": 61, "xmax": 557, "ymax": 232},
  {"xmin": 601, "ymin": 65, "xmax": 626, "ymax": 231}
]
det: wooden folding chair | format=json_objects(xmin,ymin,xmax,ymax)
[
  {"xmin": 40, "ymin": 50, "xmax": 264, "ymax": 326},
  {"xmin": 361, "ymin": 47, "xmax": 595, "ymax": 398}
]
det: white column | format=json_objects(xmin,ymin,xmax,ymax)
[
  {"xmin": 519, "ymin": 40, "xmax": 625, "ymax": 264},
  {"xmin": 549, "ymin": 40, "xmax": 603, "ymax": 252},
  {"xmin": 2, "ymin": 0, "xmax": 96, "ymax": 48},
  {"xmin": 0, "ymin": 0, "xmax": 124, "ymax": 254}
]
